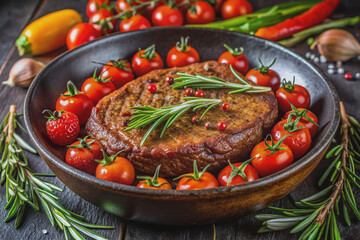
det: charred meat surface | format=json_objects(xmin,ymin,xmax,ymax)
[{"xmin": 86, "ymin": 61, "xmax": 278, "ymax": 177}]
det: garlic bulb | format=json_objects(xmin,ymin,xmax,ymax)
[
  {"xmin": 2, "ymin": 58, "xmax": 45, "ymax": 88},
  {"xmin": 311, "ymin": 29, "xmax": 360, "ymax": 62}
]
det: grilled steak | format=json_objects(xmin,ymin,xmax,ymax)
[{"xmin": 86, "ymin": 61, "xmax": 278, "ymax": 177}]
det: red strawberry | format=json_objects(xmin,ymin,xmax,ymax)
[
  {"xmin": 44, "ymin": 110, "xmax": 80, "ymax": 146},
  {"xmin": 66, "ymin": 136, "xmax": 103, "ymax": 175}
]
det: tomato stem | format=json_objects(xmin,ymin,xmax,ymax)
[
  {"xmin": 283, "ymin": 113, "xmax": 307, "ymax": 132},
  {"xmin": 223, "ymin": 44, "xmax": 244, "ymax": 56},
  {"xmin": 137, "ymin": 164, "xmax": 168, "ymax": 187},
  {"xmin": 93, "ymin": 68, "xmax": 111, "ymax": 83},
  {"xmin": 139, "ymin": 44, "xmax": 156, "ymax": 60},
  {"xmin": 227, "ymin": 158, "xmax": 254, "ymax": 186},
  {"xmin": 173, "ymin": 160, "xmax": 211, "ymax": 181},
  {"xmin": 42, "ymin": 109, "xmax": 64, "ymax": 122},
  {"xmin": 67, "ymin": 136, "xmax": 95, "ymax": 150},
  {"xmin": 264, "ymin": 134, "xmax": 290, "ymax": 156},
  {"xmin": 280, "ymin": 77, "xmax": 296, "ymax": 93},
  {"xmin": 96, "ymin": 149, "xmax": 123, "ymax": 166},
  {"xmin": 287, "ymin": 102, "xmax": 319, "ymax": 126},
  {"xmin": 255, "ymin": 57, "xmax": 276, "ymax": 74},
  {"xmin": 63, "ymin": 81, "xmax": 83, "ymax": 97},
  {"xmin": 176, "ymin": 36, "xmax": 191, "ymax": 53}
]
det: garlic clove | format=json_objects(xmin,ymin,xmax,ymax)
[
  {"xmin": 3, "ymin": 58, "xmax": 45, "ymax": 88},
  {"xmin": 311, "ymin": 29, "xmax": 360, "ymax": 62}
]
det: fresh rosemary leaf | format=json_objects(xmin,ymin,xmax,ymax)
[
  {"xmin": 13, "ymin": 133, "xmax": 37, "ymax": 154},
  {"xmin": 325, "ymin": 145, "xmax": 341, "ymax": 158},
  {"xmin": 14, "ymin": 203, "xmax": 26, "ymax": 228},
  {"xmin": 301, "ymin": 185, "xmax": 333, "ymax": 202},
  {"xmin": 290, "ymin": 207, "xmax": 321, "ymax": 233},
  {"xmin": 172, "ymin": 65, "xmax": 271, "ymax": 93},
  {"xmin": 39, "ymin": 197, "xmax": 55, "ymax": 226},
  {"xmin": 125, "ymin": 97, "xmax": 222, "ymax": 146},
  {"xmin": 255, "ymin": 214, "xmax": 287, "ymax": 221},
  {"xmin": 318, "ymin": 155, "xmax": 340, "ymax": 186},
  {"xmin": 68, "ymin": 226, "xmax": 86, "ymax": 240},
  {"xmin": 342, "ymin": 195, "xmax": 351, "ymax": 226},
  {"xmin": 72, "ymin": 223, "xmax": 109, "ymax": 240},
  {"xmin": 298, "ymin": 222, "xmax": 318, "ymax": 240}
]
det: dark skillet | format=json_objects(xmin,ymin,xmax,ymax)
[{"xmin": 24, "ymin": 27, "xmax": 340, "ymax": 225}]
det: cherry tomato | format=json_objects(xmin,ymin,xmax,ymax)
[
  {"xmin": 120, "ymin": 15, "xmax": 152, "ymax": 32},
  {"xmin": 139, "ymin": 0, "xmax": 163, "ymax": 20},
  {"xmin": 116, "ymin": 0, "xmax": 131, "ymax": 13},
  {"xmin": 81, "ymin": 69, "xmax": 116, "ymax": 105},
  {"xmin": 271, "ymin": 119, "xmax": 311, "ymax": 159},
  {"xmin": 89, "ymin": 9, "xmax": 117, "ymax": 35},
  {"xmin": 96, "ymin": 151, "xmax": 135, "ymax": 185},
  {"xmin": 56, "ymin": 81, "xmax": 94, "ymax": 125},
  {"xmin": 283, "ymin": 107, "xmax": 318, "ymax": 137},
  {"xmin": 175, "ymin": 0, "xmax": 188, "ymax": 13},
  {"xmin": 186, "ymin": 1, "xmax": 215, "ymax": 24},
  {"xmin": 100, "ymin": 59, "xmax": 134, "ymax": 89},
  {"xmin": 250, "ymin": 136, "xmax": 294, "ymax": 177},
  {"xmin": 167, "ymin": 37, "xmax": 200, "ymax": 67},
  {"xmin": 136, "ymin": 165, "xmax": 172, "ymax": 190},
  {"xmin": 221, "ymin": 0, "xmax": 253, "ymax": 19},
  {"xmin": 175, "ymin": 161, "xmax": 219, "ymax": 190},
  {"xmin": 276, "ymin": 78, "xmax": 311, "ymax": 112},
  {"xmin": 245, "ymin": 58, "xmax": 280, "ymax": 92},
  {"xmin": 86, "ymin": 0, "xmax": 111, "ymax": 18},
  {"xmin": 66, "ymin": 23, "xmax": 101, "ymax": 50},
  {"xmin": 66, "ymin": 137, "xmax": 103, "ymax": 175},
  {"xmin": 151, "ymin": 5, "xmax": 184, "ymax": 26},
  {"xmin": 218, "ymin": 161, "xmax": 259, "ymax": 186},
  {"xmin": 132, "ymin": 44, "xmax": 164, "ymax": 76},
  {"xmin": 218, "ymin": 44, "xmax": 249, "ymax": 75}
]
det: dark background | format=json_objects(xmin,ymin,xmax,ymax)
[{"xmin": 0, "ymin": 0, "xmax": 359, "ymax": 239}]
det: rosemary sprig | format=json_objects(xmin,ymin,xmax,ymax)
[
  {"xmin": 0, "ymin": 105, "xmax": 114, "ymax": 240},
  {"xmin": 256, "ymin": 102, "xmax": 360, "ymax": 239},
  {"xmin": 172, "ymin": 65, "xmax": 272, "ymax": 93},
  {"xmin": 125, "ymin": 97, "xmax": 222, "ymax": 146}
]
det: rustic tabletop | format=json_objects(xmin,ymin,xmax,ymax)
[{"xmin": 0, "ymin": 0, "xmax": 360, "ymax": 239}]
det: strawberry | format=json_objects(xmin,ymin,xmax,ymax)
[
  {"xmin": 66, "ymin": 136, "xmax": 103, "ymax": 174},
  {"xmin": 43, "ymin": 110, "xmax": 80, "ymax": 146}
]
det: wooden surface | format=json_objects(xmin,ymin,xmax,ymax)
[{"xmin": 0, "ymin": 0, "xmax": 359, "ymax": 239}]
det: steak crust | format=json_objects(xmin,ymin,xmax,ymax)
[{"xmin": 86, "ymin": 61, "xmax": 278, "ymax": 177}]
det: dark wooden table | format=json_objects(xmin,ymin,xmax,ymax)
[{"xmin": 0, "ymin": 0, "xmax": 359, "ymax": 239}]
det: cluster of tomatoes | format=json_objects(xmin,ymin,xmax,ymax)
[
  {"xmin": 43, "ymin": 34, "xmax": 318, "ymax": 190},
  {"xmin": 66, "ymin": 0, "xmax": 254, "ymax": 50}
]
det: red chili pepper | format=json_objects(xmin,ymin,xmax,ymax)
[{"xmin": 255, "ymin": 0, "xmax": 340, "ymax": 41}]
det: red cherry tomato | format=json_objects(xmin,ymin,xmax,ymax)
[
  {"xmin": 276, "ymin": 78, "xmax": 311, "ymax": 112},
  {"xmin": 86, "ymin": 0, "xmax": 111, "ymax": 18},
  {"xmin": 132, "ymin": 44, "xmax": 164, "ymax": 76},
  {"xmin": 89, "ymin": 9, "xmax": 117, "ymax": 35},
  {"xmin": 136, "ymin": 165, "xmax": 172, "ymax": 190},
  {"xmin": 151, "ymin": 5, "xmax": 184, "ymax": 26},
  {"xmin": 66, "ymin": 23, "xmax": 101, "ymax": 50},
  {"xmin": 116, "ymin": 0, "xmax": 131, "ymax": 13},
  {"xmin": 66, "ymin": 137, "xmax": 103, "ymax": 175},
  {"xmin": 167, "ymin": 37, "xmax": 200, "ymax": 67},
  {"xmin": 283, "ymin": 108, "xmax": 318, "ymax": 137},
  {"xmin": 186, "ymin": 1, "xmax": 215, "ymax": 24},
  {"xmin": 120, "ymin": 15, "xmax": 152, "ymax": 32},
  {"xmin": 271, "ymin": 119, "xmax": 311, "ymax": 159},
  {"xmin": 100, "ymin": 59, "xmax": 134, "ymax": 89},
  {"xmin": 81, "ymin": 69, "xmax": 116, "ymax": 105},
  {"xmin": 250, "ymin": 136, "xmax": 294, "ymax": 177},
  {"xmin": 56, "ymin": 81, "xmax": 94, "ymax": 125},
  {"xmin": 218, "ymin": 44, "xmax": 249, "ymax": 75},
  {"xmin": 96, "ymin": 151, "xmax": 135, "ymax": 185},
  {"xmin": 221, "ymin": 0, "xmax": 253, "ymax": 20},
  {"xmin": 175, "ymin": 161, "xmax": 219, "ymax": 190},
  {"xmin": 245, "ymin": 58, "xmax": 280, "ymax": 92},
  {"xmin": 218, "ymin": 161, "xmax": 259, "ymax": 186}
]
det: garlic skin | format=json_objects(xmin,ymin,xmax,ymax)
[
  {"xmin": 311, "ymin": 29, "xmax": 360, "ymax": 62},
  {"xmin": 3, "ymin": 58, "xmax": 45, "ymax": 88}
]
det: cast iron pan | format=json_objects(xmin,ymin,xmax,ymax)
[{"xmin": 24, "ymin": 27, "xmax": 340, "ymax": 225}]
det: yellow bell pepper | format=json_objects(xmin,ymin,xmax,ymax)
[{"xmin": 16, "ymin": 9, "xmax": 82, "ymax": 56}]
